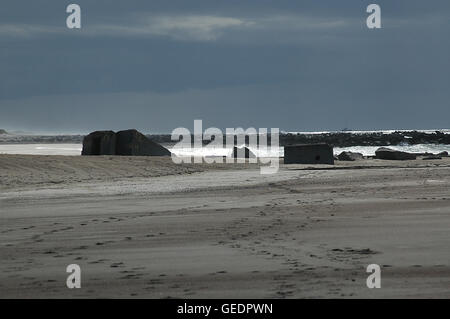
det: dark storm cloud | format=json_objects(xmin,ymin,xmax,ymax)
[{"xmin": 0, "ymin": 0, "xmax": 449, "ymax": 133}]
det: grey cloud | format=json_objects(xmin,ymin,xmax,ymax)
[
  {"xmin": 89, "ymin": 15, "xmax": 251, "ymax": 41},
  {"xmin": 0, "ymin": 13, "xmax": 352, "ymax": 42},
  {"xmin": 0, "ymin": 0, "xmax": 449, "ymax": 133},
  {"xmin": 0, "ymin": 15, "xmax": 251, "ymax": 42},
  {"xmin": 0, "ymin": 24, "xmax": 60, "ymax": 38}
]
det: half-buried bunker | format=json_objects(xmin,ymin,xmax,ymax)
[
  {"xmin": 284, "ymin": 143, "xmax": 334, "ymax": 165},
  {"xmin": 82, "ymin": 129, "xmax": 171, "ymax": 156}
]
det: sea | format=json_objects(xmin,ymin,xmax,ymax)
[
  {"xmin": 1, "ymin": 143, "xmax": 449, "ymax": 157},
  {"xmin": 0, "ymin": 129, "xmax": 449, "ymax": 157}
]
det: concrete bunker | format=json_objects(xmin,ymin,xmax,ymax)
[
  {"xmin": 82, "ymin": 129, "xmax": 170, "ymax": 156},
  {"xmin": 284, "ymin": 143, "xmax": 334, "ymax": 165}
]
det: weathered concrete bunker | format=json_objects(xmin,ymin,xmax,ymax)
[
  {"xmin": 81, "ymin": 130, "xmax": 117, "ymax": 156},
  {"xmin": 231, "ymin": 146, "xmax": 256, "ymax": 159},
  {"xmin": 82, "ymin": 129, "xmax": 171, "ymax": 156},
  {"xmin": 284, "ymin": 143, "xmax": 334, "ymax": 165}
]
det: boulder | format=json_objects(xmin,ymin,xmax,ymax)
[
  {"xmin": 438, "ymin": 151, "xmax": 448, "ymax": 157},
  {"xmin": 337, "ymin": 151, "xmax": 364, "ymax": 161},
  {"xmin": 423, "ymin": 155, "xmax": 442, "ymax": 160},
  {"xmin": 231, "ymin": 146, "xmax": 256, "ymax": 159},
  {"xmin": 375, "ymin": 147, "xmax": 416, "ymax": 160},
  {"xmin": 82, "ymin": 129, "xmax": 170, "ymax": 156},
  {"xmin": 284, "ymin": 144, "xmax": 334, "ymax": 165},
  {"xmin": 116, "ymin": 129, "xmax": 171, "ymax": 156},
  {"xmin": 82, "ymin": 131, "xmax": 116, "ymax": 155}
]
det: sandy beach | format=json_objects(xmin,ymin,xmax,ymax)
[{"xmin": 1, "ymin": 155, "xmax": 449, "ymax": 298}]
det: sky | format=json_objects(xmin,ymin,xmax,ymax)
[{"xmin": 0, "ymin": 0, "xmax": 449, "ymax": 134}]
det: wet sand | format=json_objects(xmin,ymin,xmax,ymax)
[{"xmin": 0, "ymin": 155, "xmax": 449, "ymax": 298}]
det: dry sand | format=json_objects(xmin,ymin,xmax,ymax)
[{"xmin": 0, "ymin": 155, "xmax": 449, "ymax": 298}]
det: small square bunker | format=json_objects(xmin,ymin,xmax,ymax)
[{"xmin": 284, "ymin": 143, "xmax": 334, "ymax": 165}]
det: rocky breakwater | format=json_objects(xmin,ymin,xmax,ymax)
[
  {"xmin": 280, "ymin": 130, "xmax": 450, "ymax": 147},
  {"xmin": 147, "ymin": 130, "xmax": 450, "ymax": 148}
]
